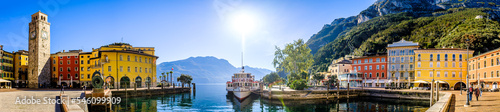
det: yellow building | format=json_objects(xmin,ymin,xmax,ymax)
[
  {"xmin": 84, "ymin": 43, "xmax": 158, "ymax": 88},
  {"xmin": 14, "ymin": 50, "xmax": 29, "ymax": 88},
  {"xmin": 414, "ymin": 48, "xmax": 473, "ymax": 90},
  {"xmin": 79, "ymin": 52, "xmax": 92, "ymax": 86},
  {"xmin": 1, "ymin": 51, "xmax": 14, "ymax": 81},
  {"xmin": 50, "ymin": 54, "xmax": 58, "ymax": 86}
]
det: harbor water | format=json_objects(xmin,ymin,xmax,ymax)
[{"xmin": 112, "ymin": 84, "xmax": 429, "ymax": 112}]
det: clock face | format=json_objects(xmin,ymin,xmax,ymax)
[
  {"xmin": 41, "ymin": 31, "xmax": 48, "ymax": 40},
  {"xmin": 30, "ymin": 31, "xmax": 36, "ymax": 40}
]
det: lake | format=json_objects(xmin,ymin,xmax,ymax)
[{"xmin": 112, "ymin": 84, "xmax": 429, "ymax": 112}]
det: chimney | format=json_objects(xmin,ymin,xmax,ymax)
[{"xmin": 0, "ymin": 45, "xmax": 2, "ymax": 50}]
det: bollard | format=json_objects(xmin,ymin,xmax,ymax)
[
  {"xmin": 436, "ymin": 82, "xmax": 439, "ymax": 101},
  {"xmin": 327, "ymin": 82, "xmax": 329, "ymax": 100},
  {"xmin": 347, "ymin": 83, "xmax": 350, "ymax": 99},
  {"xmin": 430, "ymin": 82, "xmax": 434, "ymax": 106},
  {"xmin": 337, "ymin": 82, "xmax": 340, "ymax": 99},
  {"xmin": 192, "ymin": 83, "xmax": 196, "ymax": 92}
]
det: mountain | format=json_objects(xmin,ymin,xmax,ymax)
[
  {"xmin": 306, "ymin": 0, "xmax": 500, "ymax": 55},
  {"xmin": 156, "ymin": 56, "xmax": 273, "ymax": 83},
  {"xmin": 308, "ymin": 0, "xmax": 500, "ymax": 71}
]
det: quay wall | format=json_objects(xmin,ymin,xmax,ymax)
[
  {"xmin": 111, "ymin": 87, "xmax": 191, "ymax": 98},
  {"xmin": 261, "ymin": 89, "xmax": 444, "ymax": 101}
]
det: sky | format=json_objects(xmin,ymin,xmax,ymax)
[{"xmin": 0, "ymin": 0, "xmax": 375, "ymax": 71}]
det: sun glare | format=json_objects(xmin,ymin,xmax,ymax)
[{"xmin": 230, "ymin": 12, "xmax": 257, "ymax": 34}]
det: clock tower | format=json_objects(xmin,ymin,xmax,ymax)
[{"xmin": 28, "ymin": 11, "xmax": 51, "ymax": 88}]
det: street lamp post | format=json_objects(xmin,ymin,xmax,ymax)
[
  {"xmin": 465, "ymin": 39, "xmax": 470, "ymax": 107},
  {"xmin": 430, "ymin": 69, "xmax": 435, "ymax": 106}
]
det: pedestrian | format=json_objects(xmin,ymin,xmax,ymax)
[
  {"xmin": 475, "ymin": 87, "xmax": 480, "ymax": 101},
  {"xmin": 480, "ymin": 86, "xmax": 483, "ymax": 96},
  {"xmin": 468, "ymin": 86, "xmax": 474, "ymax": 101}
]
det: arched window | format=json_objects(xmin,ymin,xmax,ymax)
[
  {"xmin": 491, "ymin": 71, "xmax": 494, "ymax": 78},
  {"xmin": 382, "ymin": 73, "xmax": 385, "ymax": 77},
  {"xmin": 418, "ymin": 54, "xmax": 421, "ymax": 61},
  {"xmin": 452, "ymin": 54, "xmax": 456, "ymax": 61},
  {"xmin": 430, "ymin": 54, "xmax": 433, "ymax": 61},
  {"xmin": 497, "ymin": 58, "xmax": 500, "ymax": 65},
  {"xmin": 444, "ymin": 54, "xmax": 448, "ymax": 61},
  {"xmin": 492, "ymin": 59, "xmax": 495, "ymax": 66},
  {"xmin": 376, "ymin": 73, "xmax": 379, "ymax": 77},
  {"xmin": 437, "ymin": 54, "xmax": 440, "ymax": 61},
  {"xmin": 459, "ymin": 54, "xmax": 463, "ymax": 61}
]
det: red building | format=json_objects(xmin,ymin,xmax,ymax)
[
  {"xmin": 51, "ymin": 50, "xmax": 81, "ymax": 87},
  {"xmin": 351, "ymin": 54, "xmax": 388, "ymax": 87}
]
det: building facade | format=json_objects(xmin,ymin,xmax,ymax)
[
  {"xmin": 14, "ymin": 50, "xmax": 28, "ymax": 88},
  {"xmin": 84, "ymin": 43, "xmax": 157, "ymax": 89},
  {"xmin": 352, "ymin": 54, "xmax": 387, "ymax": 87},
  {"xmin": 387, "ymin": 39, "xmax": 418, "ymax": 88},
  {"xmin": 414, "ymin": 48, "xmax": 472, "ymax": 90},
  {"xmin": 28, "ymin": 11, "xmax": 51, "ymax": 88},
  {"xmin": 469, "ymin": 47, "xmax": 500, "ymax": 90},
  {"xmin": 79, "ymin": 52, "xmax": 92, "ymax": 86},
  {"xmin": 1, "ymin": 49, "xmax": 14, "ymax": 81},
  {"xmin": 330, "ymin": 59, "xmax": 353, "ymax": 79},
  {"xmin": 51, "ymin": 50, "xmax": 81, "ymax": 87}
]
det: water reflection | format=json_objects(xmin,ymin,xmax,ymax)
[
  {"xmin": 112, "ymin": 84, "xmax": 429, "ymax": 112},
  {"xmin": 226, "ymin": 92, "xmax": 259, "ymax": 111},
  {"xmin": 113, "ymin": 92, "xmax": 194, "ymax": 111}
]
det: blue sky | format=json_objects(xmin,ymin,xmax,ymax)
[{"xmin": 0, "ymin": 0, "xmax": 374, "ymax": 70}]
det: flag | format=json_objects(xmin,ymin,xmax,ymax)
[{"xmin": 171, "ymin": 67, "xmax": 173, "ymax": 71}]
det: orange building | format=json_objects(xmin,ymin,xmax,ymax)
[
  {"xmin": 469, "ymin": 47, "xmax": 500, "ymax": 90},
  {"xmin": 352, "ymin": 54, "xmax": 388, "ymax": 87}
]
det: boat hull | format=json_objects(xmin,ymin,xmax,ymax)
[{"xmin": 233, "ymin": 91, "xmax": 251, "ymax": 101}]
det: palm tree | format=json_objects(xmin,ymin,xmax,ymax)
[
  {"xmin": 170, "ymin": 71, "xmax": 173, "ymax": 84},
  {"xmin": 166, "ymin": 72, "xmax": 170, "ymax": 86}
]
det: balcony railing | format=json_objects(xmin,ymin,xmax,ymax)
[{"xmin": 90, "ymin": 64, "xmax": 102, "ymax": 68}]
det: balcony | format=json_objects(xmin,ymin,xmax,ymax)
[{"xmin": 90, "ymin": 64, "xmax": 102, "ymax": 68}]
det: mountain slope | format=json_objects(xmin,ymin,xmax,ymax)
[
  {"xmin": 314, "ymin": 7, "xmax": 500, "ymax": 71},
  {"xmin": 156, "ymin": 56, "xmax": 273, "ymax": 83},
  {"xmin": 306, "ymin": 0, "xmax": 500, "ymax": 55}
]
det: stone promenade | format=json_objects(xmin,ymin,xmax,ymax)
[
  {"xmin": 450, "ymin": 90, "xmax": 500, "ymax": 112},
  {"xmin": 0, "ymin": 89, "xmax": 83, "ymax": 112}
]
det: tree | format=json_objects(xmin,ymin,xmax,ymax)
[
  {"xmin": 312, "ymin": 73, "xmax": 324, "ymax": 87},
  {"xmin": 263, "ymin": 72, "xmax": 282, "ymax": 84},
  {"xmin": 161, "ymin": 72, "xmax": 165, "ymax": 81},
  {"xmin": 177, "ymin": 74, "xmax": 193, "ymax": 88},
  {"xmin": 327, "ymin": 75, "xmax": 338, "ymax": 88},
  {"xmin": 273, "ymin": 39, "xmax": 314, "ymax": 82},
  {"xmin": 170, "ymin": 71, "xmax": 173, "ymax": 84}
]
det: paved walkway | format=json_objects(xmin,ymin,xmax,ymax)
[{"xmin": 450, "ymin": 90, "xmax": 500, "ymax": 112}]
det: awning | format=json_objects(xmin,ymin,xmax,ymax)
[
  {"xmin": 364, "ymin": 80, "xmax": 372, "ymax": 83},
  {"xmin": 434, "ymin": 80, "xmax": 448, "ymax": 84},
  {"xmin": 0, "ymin": 79, "xmax": 10, "ymax": 83},
  {"xmin": 413, "ymin": 80, "xmax": 429, "ymax": 84}
]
